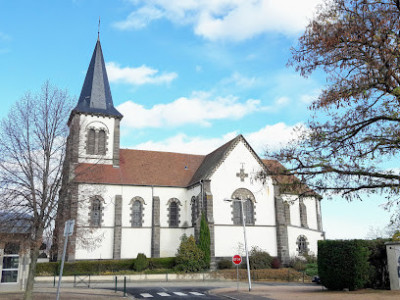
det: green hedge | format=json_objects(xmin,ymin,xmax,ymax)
[
  {"xmin": 318, "ymin": 239, "xmax": 390, "ymax": 291},
  {"xmin": 318, "ymin": 240, "xmax": 370, "ymax": 291},
  {"xmin": 149, "ymin": 257, "xmax": 176, "ymax": 270},
  {"xmin": 36, "ymin": 257, "xmax": 176, "ymax": 276},
  {"xmin": 364, "ymin": 239, "xmax": 390, "ymax": 289}
]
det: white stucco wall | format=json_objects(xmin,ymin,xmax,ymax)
[
  {"xmin": 210, "ymin": 140, "xmax": 277, "ymax": 257},
  {"xmin": 75, "ymin": 183, "xmax": 199, "ymax": 259},
  {"xmin": 214, "ymin": 225, "xmax": 277, "ymax": 257},
  {"xmin": 283, "ymin": 195, "xmax": 321, "ymax": 231},
  {"xmin": 121, "ymin": 228, "xmax": 152, "ymax": 258},
  {"xmin": 75, "ymin": 228, "xmax": 114, "ymax": 259},
  {"xmin": 287, "ymin": 226, "xmax": 324, "ymax": 257},
  {"xmin": 160, "ymin": 228, "xmax": 194, "ymax": 257}
]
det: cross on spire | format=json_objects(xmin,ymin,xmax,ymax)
[
  {"xmin": 236, "ymin": 163, "xmax": 249, "ymax": 182},
  {"xmin": 98, "ymin": 17, "xmax": 101, "ymax": 40}
]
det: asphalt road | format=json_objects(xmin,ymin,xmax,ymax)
[{"xmin": 118, "ymin": 285, "xmax": 224, "ymax": 299}]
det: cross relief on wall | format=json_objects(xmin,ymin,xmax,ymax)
[{"xmin": 236, "ymin": 163, "xmax": 249, "ymax": 182}]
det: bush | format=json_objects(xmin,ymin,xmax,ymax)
[
  {"xmin": 364, "ymin": 239, "xmax": 390, "ymax": 289},
  {"xmin": 289, "ymin": 257, "xmax": 306, "ymax": 272},
  {"xmin": 175, "ymin": 234, "xmax": 205, "ymax": 272},
  {"xmin": 248, "ymin": 246, "xmax": 272, "ymax": 270},
  {"xmin": 318, "ymin": 240, "xmax": 370, "ymax": 291},
  {"xmin": 148, "ymin": 257, "xmax": 176, "ymax": 270},
  {"xmin": 305, "ymin": 263, "xmax": 318, "ymax": 277},
  {"xmin": 218, "ymin": 259, "xmax": 233, "ymax": 269},
  {"xmin": 271, "ymin": 257, "xmax": 281, "ymax": 269},
  {"xmin": 36, "ymin": 257, "xmax": 177, "ymax": 276},
  {"xmin": 134, "ymin": 253, "xmax": 149, "ymax": 272},
  {"xmin": 36, "ymin": 262, "xmax": 59, "ymax": 275}
]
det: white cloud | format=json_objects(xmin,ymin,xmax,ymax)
[
  {"xmin": 115, "ymin": 0, "xmax": 324, "ymax": 41},
  {"xmin": 275, "ymin": 97, "xmax": 290, "ymax": 106},
  {"xmin": 221, "ymin": 72, "xmax": 258, "ymax": 88},
  {"xmin": 113, "ymin": 6, "xmax": 164, "ymax": 30},
  {"xmin": 129, "ymin": 122, "xmax": 302, "ymax": 155},
  {"xmin": 0, "ymin": 31, "xmax": 10, "ymax": 41},
  {"xmin": 300, "ymin": 89, "xmax": 321, "ymax": 104},
  {"xmin": 117, "ymin": 92, "xmax": 264, "ymax": 128},
  {"xmin": 133, "ymin": 132, "xmax": 238, "ymax": 155},
  {"xmin": 106, "ymin": 62, "xmax": 177, "ymax": 85},
  {"xmin": 246, "ymin": 122, "xmax": 304, "ymax": 154}
]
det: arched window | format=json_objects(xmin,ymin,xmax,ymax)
[
  {"xmin": 191, "ymin": 196, "xmax": 197, "ymax": 226},
  {"xmin": 296, "ymin": 235, "xmax": 309, "ymax": 255},
  {"xmin": 168, "ymin": 198, "xmax": 181, "ymax": 227},
  {"xmin": 90, "ymin": 197, "xmax": 103, "ymax": 227},
  {"xmin": 169, "ymin": 202, "xmax": 178, "ymax": 227},
  {"xmin": 245, "ymin": 199, "xmax": 254, "ymax": 225},
  {"xmin": 284, "ymin": 202, "xmax": 291, "ymax": 225},
  {"xmin": 299, "ymin": 200, "xmax": 308, "ymax": 228},
  {"xmin": 98, "ymin": 129, "xmax": 106, "ymax": 155},
  {"xmin": 86, "ymin": 127, "xmax": 108, "ymax": 155},
  {"xmin": 231, "ymin": 188, "xmax": 256, "ymax": 225},
  {"xmin": 87, "ymin": 128, "xmax": 96, "ymax": 154},
  {"xmin": 232, "ymin": 201, "xmax": 242, "ymax": 225},
  {"xmin": 131, "ymin": 200, "xmax": 143, "ymax": 227}
]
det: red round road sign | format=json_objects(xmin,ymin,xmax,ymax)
[{"xmin": 232, "ymin": 254, "xmax": 242, "ymax": 265}]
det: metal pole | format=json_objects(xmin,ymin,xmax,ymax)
[
  {"xmin": 240, "ymin": 199, "xmax": 252, "ymax": 292},
  {"xmin": 115, "ymin": 276, "xmax": 117, "ymax": 292},
  {"xmin": 124, "ymin": 276, "xmax": 126, "ymax": 297},
  {"xmin": 56, "ymin": 234, "xmax": 69, "ymax": 300},
  {"xmin": 236, "ymin": 264, "xmax": 239, "ymax": 291}
]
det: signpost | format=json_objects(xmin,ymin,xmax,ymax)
[
  {"xmin": 232, "ymin": 254, "xmax": 242, "ymax": 291},
  {"xmin": 56, "ymin": 219, "xmax": 75, "ymax": 300}
]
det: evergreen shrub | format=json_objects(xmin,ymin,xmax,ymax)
[
  {"xmin": 318, "ymin": 240, "xmax": 370, "ymax": 291},
  {"xmin": 218, "ymin": 259, "xmax": 233, "ymax": 269},
  {"xmin": 175, "ymin": 234, "xmax": 205, "ymax": 272},
  {"xmin": 134, "ymin": 253, "xmax": 149, "ymax": 272},
  {"xmin": 364, "ymin": 239, "xmax": 390, "ymax": 289},
  {"xmin": 198, "ymin": 213, "xmax": 211, "ymax": 269},
  {"xmin": 248, "ymin": 246, "xmax": 273, "ymax": 270},
  {"xmin": 271, "ymin": 257, "xmax": 281, "ymax": 269}
]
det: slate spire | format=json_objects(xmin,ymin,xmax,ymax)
[{"xmin": 72, "ymin": 38, "xmax": 122, "ymax": 119}]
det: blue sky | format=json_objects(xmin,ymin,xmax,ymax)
[{"xmin": 0, "ymin": 0, "xmax": 392, "ymax": 239}]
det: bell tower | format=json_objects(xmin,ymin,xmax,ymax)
[{"xmin": 68, "ymin": 37, "xmax": 123, "ymax": 167}]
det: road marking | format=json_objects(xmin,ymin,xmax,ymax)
[
  {"xmin": 173, "ymin": 292, "xmax": 187, "ymax": 296},
  {"xmin": 189, "ymin": 292, "xmax": 205, "ymax": 296},
  {"xmin": 157, "ymin": 292, "xmax": 171, "ymax": 296},
  {"xmin": 140, "ymin": 293, "xmax": 154, "ymax": 298}
]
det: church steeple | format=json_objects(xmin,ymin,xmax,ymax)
[{"xmin": 71, "ymin": 39, "xmax": 122, "ymax": 119}]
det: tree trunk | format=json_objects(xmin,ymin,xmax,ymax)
[{"xmin": 23, "ymin": 244, "xmax": 40, "ymax": 300}]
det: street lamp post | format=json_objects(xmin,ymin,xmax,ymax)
[{"xmin": 224, "ymin": 198, "xmax": 252, "ymax": 292}]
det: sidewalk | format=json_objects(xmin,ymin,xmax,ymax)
[
  {"xmin": 2, "ymin": 281, "xmax": 400, "ymax": 300},
  {"xmin": 211, "ymin": 284, "xmax": 400, "ymax": 300},
  {"xmin": 0, "ymin": 286, "xmax": 127, "ymax": 300}
]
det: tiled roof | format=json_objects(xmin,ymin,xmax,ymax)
[
  {"xmin": 71, "ymin": 38, "xmax": 122, "ymax": 120},
  {"xmin": 74, "ymin": 136, "xmax": 319, "ymax": 198},
  {"xmin": 189, "ymin": 135, "xmax": 241, "ymax": 185},
  {"xmin": 0, "ymin": 212, "xmax": 31, "ymax": 234},
  {"xmin": 75, "ymin": 149, "xmax": 205, "ymax": 187}
]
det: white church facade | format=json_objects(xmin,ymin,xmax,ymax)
[{"xmin": 56, "ymin": 38, "xmax": 325, "ymax": 265}]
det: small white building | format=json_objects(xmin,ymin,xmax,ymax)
[
  {"xmin": 0, "ymin": 213, "xmax": 31, "ymax": 291},
  {"xmin": 55, "ymin": 38, "xmax": 325, "ymax": 265}
]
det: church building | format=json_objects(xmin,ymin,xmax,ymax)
[{"xmin": 56, "ymin": 38, "xmax": 325, "ymax": 265}]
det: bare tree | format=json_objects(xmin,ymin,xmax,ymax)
[
  {"xmin": 0, "ymin": 81, "xmax": 72, "ymax": 300},
  {"xmin": 266, "ymin": 0, "xmax": 400, "ymax": 219}
]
